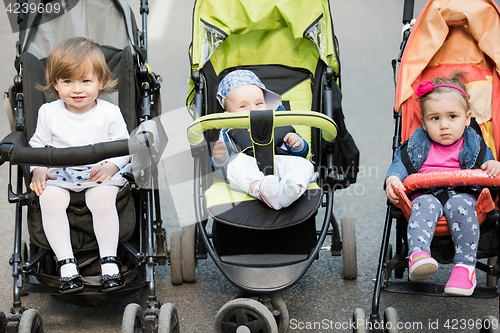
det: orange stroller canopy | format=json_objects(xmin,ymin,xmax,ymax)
[{"xmin": 395, "ymin": 0, "xmax": 500, "ymax": 160}]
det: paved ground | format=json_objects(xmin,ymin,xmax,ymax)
[{"xmin": 0, "ymin": 0, "xmax": 499, "ymax": 332}]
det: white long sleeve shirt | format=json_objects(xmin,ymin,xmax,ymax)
[{"xmin": 29, "ymin": 98, "xmax": 131, "ymax": 170}]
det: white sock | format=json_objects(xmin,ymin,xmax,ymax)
[
  {"xmin": 279, "ymin": 179, "xmax": 301, "ymax": 208},
  {"xmin": 258, "ymin": 175, "xmax": 281, "ymax": 210},
  {"xmin": 456, "ymin": 263, "xmax": 475, "ymax": 274}
]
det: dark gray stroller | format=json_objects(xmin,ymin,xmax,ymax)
[{"xmin": 0, "ymin": 0, "xmax": 178, "ymax": 332}]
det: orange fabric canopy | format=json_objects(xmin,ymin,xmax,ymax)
[{"xmin": 395, "ymin": 0, "xmax": 500, "ymax": 158}]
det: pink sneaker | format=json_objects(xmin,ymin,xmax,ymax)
[
  {"xmin": 444, "ymin": 265, "xmax": 476, "ymax": 296},
  {"xmin": 408, "ymin": 251, "xmax": 438, "ymax": 281}
]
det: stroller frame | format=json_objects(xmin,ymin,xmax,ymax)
[
  {"xmin": 360, "ymin": 1, "xmax": 500, "ymax": 332},
  {"xmin": 182, "ymin": 1, "xmax": 360, "ymax": 331},
  {"xmin": 0, "ymin": 1, "xmax": 178, "ymax": 332}
]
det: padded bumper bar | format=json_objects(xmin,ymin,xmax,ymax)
[
  {"xmin": 0, "ymin": 138, "xmax": 140, "ymax": 167},
  {"xmin": 187, "ymin": 110, "xmax": 338, "ymax": 146}
]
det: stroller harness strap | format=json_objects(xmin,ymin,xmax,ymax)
[{"xmin": 250, "ymin": 109, "xmax": 275, "ymax": 175}]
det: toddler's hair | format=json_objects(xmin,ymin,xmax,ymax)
[
  {"xmin": 419, "ymin": 69, "xmax": 470, "ymax": 115},
  {"xmin": 42, "ymin": 37, "xmax": 117, "ymax": 98}
]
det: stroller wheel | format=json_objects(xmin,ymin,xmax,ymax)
[
  {"xmin": 158, "ymin": 303, "xmax": 180, "ymax": 333},
  {"xmin": 181, "ymin": 224, "xmax": 197, "ymax": 283},
  {"xmin": 383, "ymin": 307, "xmax": 399, "ymax": 333},
  {"xmin": 487, "ymin": 257, "xmax": 497, "ymax": 288},
  {"xmin": 18, "ymin": 309, "xmax": 43, "ymax": 333},
  {"xmin": 214, "ymin": 298, "xmax": 278, "ymax": 333},
  {"xmin": 341, "ymin": 216, "xmax": 357, "ymax": 279},
  {"xmin": 169, "ymin": 229, "xmax": 183, "ymax": 285},
  {"xmin": 0, "ymin": 311, "xmax": 7, "ymax": 333},
  {"xmin": 232, "ymin": 292, "xmax": 288, "ymax": 333},
  {"xmin": 352, "ymin": 308, "xmax": 367, "ymax": 333},
  {"xmin": 480, "ymin": 316, "xmax": 500, "ymax": 333},
  {"xmin": 121, "ymin": 303, "xmax": 144, "ymax": 333}
]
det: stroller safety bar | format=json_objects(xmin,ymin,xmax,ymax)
[
  {"xmin": 0, "ymin": 138, "xmax": 142, "ymax": 167},
  {"xmin": 187, "ymin": 110, "xmax": 338, "ymax": 146},
  {"xmin": 402, "ymin": 169, "xmax": 500, "ymax": 193}
]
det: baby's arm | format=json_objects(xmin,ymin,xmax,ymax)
[
  {"xmin": 30, "ymin": 167, "xmax": 57, "ymax": 196},
  {"xmin": 481, "ymin": 160, "xmax": 500, "ymax": 178},
  {"xmin": 385, "ymin": 175, "xmax": 405, "ymax": 205},
  {"xmin": 90, "ymin": 162, "xmax": 120, "ymax": 182}
]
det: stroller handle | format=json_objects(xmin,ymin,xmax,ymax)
[
  {"xmin": 1, "ymin": 138, "xmax": 141, "ymax": 167},
  {"xmin": 187, "ymin": 110, "xmax": 338, "ymax": 146}
]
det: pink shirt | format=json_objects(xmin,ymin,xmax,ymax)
[
  {"xmin": 419, "ymin": 137, "xmax": 463, "ymax": 174},
  {"xmin": 409, "ymin": 137, "xmax": 464, "ymax": 201}
]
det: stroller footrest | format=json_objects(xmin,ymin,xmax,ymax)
[{"xmin": 384, "ymin": 280, "xmax": 497, "ymax": 298}]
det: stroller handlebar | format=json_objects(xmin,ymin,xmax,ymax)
[
  {"xmin": 0, "ymin": 138, "xmax": 141, "ymax": 167},
  {"xmin": 187, "ymin": 110, "xmax": 338, "ymax": 146}
]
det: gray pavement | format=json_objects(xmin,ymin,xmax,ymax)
[{"xmin": 0, "ymin": 0, "xmax": 499, "ymax": 332}]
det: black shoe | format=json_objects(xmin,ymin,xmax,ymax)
[
  {"xmin": 99, "ymin": 256, "xmax": 125, "ymax": 292},
  {"xmin": 57, "ymin": 258, "xmax": 84, "ymax": 294}
]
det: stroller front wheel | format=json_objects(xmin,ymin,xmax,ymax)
[
  {"xmin": 214, "ymin": 298, "xmax": 278, "ymax": 333},
  {"xmin": 18, "ymin": 309, "xmax": 43, "ymax": 333},
  {"xmin": 121, "ymin": 303, "xmax": 144, "ymax": 333},
  {"xmin": 158, "ymin": 303, "xmax": 180, "ymax": 333}
]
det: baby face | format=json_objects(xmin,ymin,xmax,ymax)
[
  {"xmin": 421, "ymin": 91, "xmax": 471, "ymax": 145},
  {"xmin": 224, "ymin": 84, "xmax": 268, "ymax": 113}
]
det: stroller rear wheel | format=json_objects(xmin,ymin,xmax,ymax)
[
  {"xmin": 18, "ymin": 309, "xmax": 43, "ymax": 333},
  {"xmin": 158, "ymin": 303, "xmax": 180, "ymax": 333},
  {"xmin": 383, "ymin": 307, "xmax": 399, "ymax": 333},
  {"xmin": 0, "ymin": 311, "xmax": 7, "ymax": 333},
  {"xmin": 181, "ymin": 224, "xmax": 197, "ymax": 283},
  {"xmin": 214, "ymin": 298, "xmax": 278, "ymax": 333},
  {"xmin": 169, "ymin": 229, "xmax": 183, "ymax": 285},
  {"xmin": 341, "ymin": 216, "xmax": 357, "ymax": 279},
  {"xmin": 122, "ymin": 303, "xmax": 144, "ymax": 333},
  {"xmin": 352, "ymin": 308, "xmax": 367, "ymax": 333}
]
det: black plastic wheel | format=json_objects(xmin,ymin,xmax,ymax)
[
  {"xmin": 0, "ymin": 311, "xmax": 7, "ymax": 333},
  {"xmin": 214, "ymin": 298, "xmax": 278, "ymax": 333},
  {"xmin": 169, "ymin": 229, "xmax": 183, "ymax": 285},
  {"xmin": 384, "ymin": 307, "xmax": 399, "ymax": 333},
  {"xmin": 480, "ymin": 316, "xmax": 500, "ymax": 333},
  {"xmin": 341, "ymin": 216, "xmax": 357, "ymax": 279},
  {"xmin": 181, "ymin": 224, "xmax": 197, "ymax": 283},
  {"xmin": 384, "ymin": 244, "xmax": 393, "ymax": 281},
  {"xmin": 158, "ymin": 303, "xmax": 180, "ymax": 333},
  {"xmin": 18, "ymin": 309, "xmax": 44, "ymax": 333},
  {"xmin": 232, "ymin": 292, "xmax": 288, "ymax": 333},
  {"xmin": 352, "ymin": 308, "xmax": 367, "ymax": 333},
  {"xmin": 121, "ymin": 303, "xmax": 144, "ymax": 333},
  {"xmin": 487, "ymin": 257, "xmax": 497, "ymax": 288}
]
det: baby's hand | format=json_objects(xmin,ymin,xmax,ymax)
[
  {"xmin": 284, "ymin": 133, "xmax": 302, "ymax": 148},
  {"xmin": 481, "ymin": 160, "xmax": 500, "ymax": 178},
  {"xmin": 385, "ymin": 175, "xmax": 405, "ymax": 205},
  {"xmin": 90, "ymin": 162, "xmax": 119, "ymax": 182},
  {"xmin": 30, "ymin": 167, "xmax": 57, "ymax": 196},
  {"xmin": 213, "ymin": 140, "xmax": 227, "ymax": 161}
]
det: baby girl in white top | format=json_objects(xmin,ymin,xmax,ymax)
[{"xmin": 29, "ymin": 37, "xmax": 130, "ymax": 294}]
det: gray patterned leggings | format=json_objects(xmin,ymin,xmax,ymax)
[{"xmin": 407, "ymin": 193, "xmax": 479, "ymax": 266}]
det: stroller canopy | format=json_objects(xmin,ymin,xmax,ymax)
[
  {"xmin": 190, "ymin": 0, "xmax": 338, "ymax": 78},
  {"xmin": 18, "ymin": 0, "xmax": 140, "ymax": 61},
  {"xmin": 395, "ymin": 0, "xmax": 500, "ymax": 159}
]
